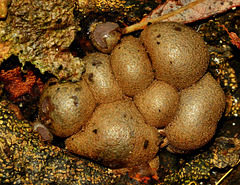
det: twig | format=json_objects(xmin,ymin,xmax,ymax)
[
  {"xmin": 121, "ymin": 0, "xmax": 206, "ymax": 34},
  {"xmin": 215, "ymin": 159, "xmax": 240, "ymax": 185}
]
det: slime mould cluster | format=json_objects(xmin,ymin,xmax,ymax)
[
  {"xmin": 0, "ymin": 99, "xmax": 239, "ymax": 184},
  {"xmin": 0, "ymin": 101, "xmax": 143, "ymax": 184},
  {"xmin": 38, "ymin": 22, "xmax": 226, "ymax": 176}
]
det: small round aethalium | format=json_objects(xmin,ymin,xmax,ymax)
[
  {"xmin": 134, "ymin": 80, "xmax": 179, "ymax": 128},
  {"xmin": 38, "ymin": 22, "xmax": 225, "ymax": 172},
  {"xmin": 110, "ymin": 36, "xmax": 154, "ymax": 97},
  {"xmin": 38, "ymin": 80, "xmax": 96, "ymax": 137},
  {"xmin": 82, "ymin": 52, "xmax": 123, "ymax": 104}
]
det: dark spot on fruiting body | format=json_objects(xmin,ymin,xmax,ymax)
[
  {"xmin": 123, "ymin": 113, "xmax": 127, "ymax": 118},
  {"xmin": 170, "ymin": 61, "xmax": 173, "ymax": 64},
  {"xmin": 156, "ymin": 34, "xmax": 161, "ymax": 38},
  {"xmin": 93, "ymin": 129, "xmax": 98, "ymax": 134},
  {"xmin": 58, "ymin": 65, "xmax": 63, "ymax": 70},
  {"xmin": 158, "ymin": 109, "xmax": 161, "ymax": 112},
  {"xmin": 157, "ymin": 41, "xmax": 160, "ymax": 45},
  {"xmin": 71, "ymin": 95, "xmax": 79, "ymax": 106},
  {"xmin": 75, "ymin": 87, "xmax": 82, "ymax": 92},
  {"xmin": 147, "ymin": 22, "xmax": 152, "ymax": 26},
  {"xmin": 174, "ymin": 26, "xmax": 182, "ymax": 31},
  {"xmin": 49, "ymin": 81, "xmax": 57, "ymax": 86},
  {"xmin": 92, "ymin": 60, "xmax": 103, "ymax": 67},
  {"xmin": 144, "ymin": 140, "xmax": 149, "ymax": 149},
  {"xmin": 88, "ymin": 73, "xmax": 94, "ymax": 83}
]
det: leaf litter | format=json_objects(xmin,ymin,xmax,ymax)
[{"xmin": 122, "ymin": 0, "xmax": 240, "ymax": 34}]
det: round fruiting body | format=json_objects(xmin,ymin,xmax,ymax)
[
  {"xmin": 38, "ymin": 80, "xmax": 96, "ymax": 137},
  {"xmin": 65, "ymin": 99, "xmax": 160, "ymax": 169},
  {"xmin": 134, "ymin": 80, "xmax": 179, "ymax": 128},
  {"xmin": 82, "ymin": 52, "xmax": 123, "ymax": 104},
  {"xmin": 140, "ymin": 22, "xmax": 209, "ymax": 90},
  {"xmin": 90, "ymin": 22, "xmax": 121, "ymax": 54},
  {"xmin": 164, "ymin": 73, "xmax": 225, "ymax": 153},
  {"xmin": 37, "ymin": 21, "xmax": 227, "ymax": 173},
  {"xmin": 111, "ymin": 36, "xmax": 154, "ymax": 96}
]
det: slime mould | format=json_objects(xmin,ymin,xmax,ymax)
[
  {"xmin": 38, "ymin": 22, "xmax": 225, "ymax": 179},
  {"xmin": 0, "ymin": 0, "xmax": 84, "ymax": 81},
  {"xmin": 0, "ymin": 99, "xmax": 239, "ymax": 184},
  {"xmin": 0, "ymin": 100, "xmax": 143, "ymax": 185}
]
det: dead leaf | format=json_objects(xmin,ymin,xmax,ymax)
[{"xmin": 122, "ymin": 0, "xmax": 240, "ymax": 34}]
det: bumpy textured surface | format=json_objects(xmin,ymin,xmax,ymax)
[
  {"xmin": 0, "ymin": 2, "xmax": 240, "ymax": 184},
  {"xmin": 0, "ymin": 101, "xmax": 143, "ymax": 184},
  {"xmin": 0, "ymin": 0, "xmax": 84, "ymax": 81},
  {"xmin": 140, "ymin": 22, "xmax": 209, "ymax": 90}
]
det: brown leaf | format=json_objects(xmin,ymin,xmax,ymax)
[
  {"xmin": 122, "ymin": 0, "xmax": 240, "ymax": 34},
  {"xmin": 143, "ymin": 0, "xmax": 240, "ymax": 24}
]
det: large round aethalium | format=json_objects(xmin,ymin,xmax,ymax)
[
  {"xmin": 165, "ymin": 73, "xmax": 226, "ymax": 153},
  {"xmin": 140, "ymin": 22, "xmax": 209, "ymax": 90},
  {"xmin": 66, "ymin": 99, "xmax": 160, "ymax": 168},
  {"xmin": 38, "ymin": 22, "xmax": 225, "ymax": 171}
]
